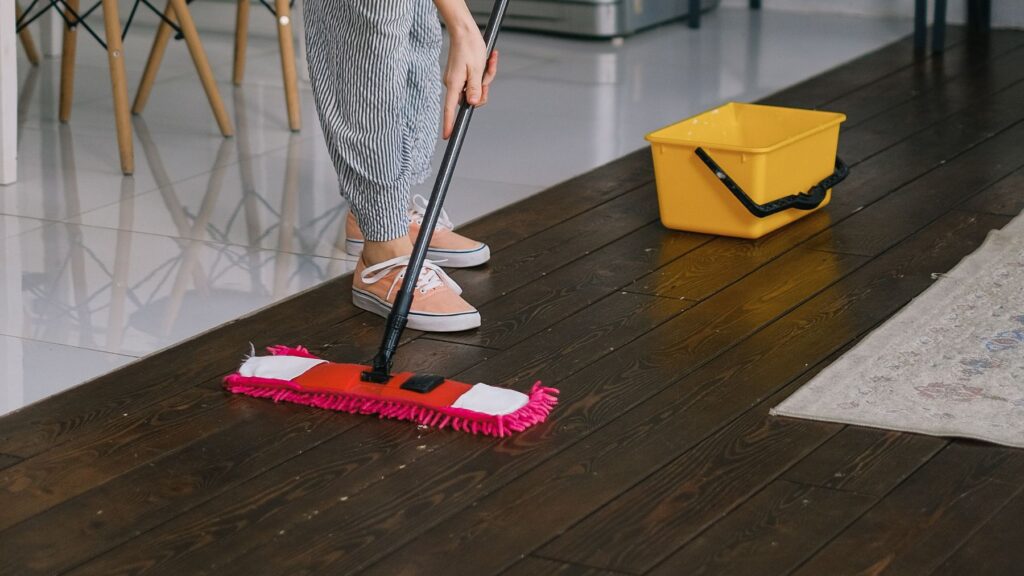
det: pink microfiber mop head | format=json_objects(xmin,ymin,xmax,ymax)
[{"xmin": 224, "ymin": 346, "xmax": 559, "ymax": 437}]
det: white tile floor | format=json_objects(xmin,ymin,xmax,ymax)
[{"xmin": 0, "ymin": 6, "xmax": 909, "ymax": 414}]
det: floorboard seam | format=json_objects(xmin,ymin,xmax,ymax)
[
  {"xmin": 781, "ymin": 436, "xmax": 1024, "ymax": 575},
  {"xmin": 460, "ymin": 249, "xmax": 889, "ymax": 574},
  {"xmin": 57, "ymin": 416, "xmax": 448, "ymax": 575},
  {"xmin": 848, "ymin": 76, "xmax": 1024, "ymax": 166},
  {"xmin": 416, "ymin": 337, "xmax": 503, "ymax": 352},
  {"xmin": 617, "ymin": 288, "xmax": 699, "ymax": 303},
  {"xmin": 836, "ymin": 42, "xmax": 1024, "ymax": 131},
  {"xmin": 921, "ymin": 480, "xmax": 1024, "ymax": 576},
  {"xmin": 815, "ymin": 124, "xmax": 1024, "ymax": 261},
  {"xmin": 781, "ymin": 33, "xmax": 963, "ymax": 113},
  {"xmin": 533, "ymin": 355, "xmax": 859, "ymax": 574},
  {"xmin": 780, "ymin": 439, "xmax": 954, "ymax": 576},
  {"xmin": 522, "ymin": 553, "xmax": 641, "ymax": 576},
  {"xmin": 421, "ymin": 232, "xmax": 712, "ymax": 351},
  {"xmin": 807, "ymin": 115, "xmax": 1024, "ymax": 257}
]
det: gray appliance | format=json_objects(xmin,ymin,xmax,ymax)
[{"xmin": 467, "ymin": 0, "xmax": 720, "ymax": 38}]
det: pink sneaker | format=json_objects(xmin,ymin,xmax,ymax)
[
  {"xmin": 345, "ymin": 195, "xmax": 491, "ymax": 268},
  {"xmin": 352, "ymin": 256, "xmax": 481, "ymax": 332}
]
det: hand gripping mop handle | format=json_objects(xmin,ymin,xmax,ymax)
[{"xmin": 364, "ymin": 0, "xmax": 511, "ymax": 383}]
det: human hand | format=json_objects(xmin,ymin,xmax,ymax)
[{"xmin": 442, "ymin": 29, "xmax": 499, "ymax": 139}]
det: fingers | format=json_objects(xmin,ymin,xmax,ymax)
[
  {"xmin": 482, "ymin": 50, "xmax": 499, "ymax": 87},
  {"xmin": 443, "ymin": 49, "xmax": 501, "ymax": 137},
  {"xmin": 477, "ymin": 51, "xmax": 498, "ymax": 106},
  {"xmin": 442, "ymin": 90, "xmax": 458, "ymax": 139},
  {"xmin": 465, "ymin": 64, "xmax": 484, "ymax": 106},
  {"xmin": 442, "ymin": 70, "xmax": 464, "ymax": 139}
]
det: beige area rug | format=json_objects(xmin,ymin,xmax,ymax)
[{"xmin": 772, "ymin": 211, "xmax": 1024, "ymax": 448}]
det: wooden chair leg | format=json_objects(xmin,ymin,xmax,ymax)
[
  {"xmin": 59, "ymin": 0, "xmax": 79, "ymax": 122},
  {"xmin": 15, "ymin": 2, "xmax": 40, "ymax": 65},
  {"xmin": 133, "ymin": 1, "xmax": 174, "ymax": 114},
  {"xmin": 167, "ymin": 0, "xmax": 234, "ymax": 136},
  {"xmin": 101, "ymin": 0, "xmax": 133, "ymax": 174},
  {"xmin": 233, "ymin": 0, "xmax": 249, "ymax": 85},
  {"xmin": 274, "ymin": 0, "xmax": 301, "ymax": 131}
]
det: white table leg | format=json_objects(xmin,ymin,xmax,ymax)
[{"xmin": 1, "ymin": 0, "xmax": 18, "ymax": 184}]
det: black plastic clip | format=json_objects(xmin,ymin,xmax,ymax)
[{"xmin": 400, "ymin": 374, "xmax": 446, "ymax": 394}]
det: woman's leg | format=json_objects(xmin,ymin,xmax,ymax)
[
  {"xmin": 404, "ymin": 0, "xmax": 444, "ymax": 189},
  {"xmin": 303, "ymin": 0, "xmax": 416, "ymax": 263}
]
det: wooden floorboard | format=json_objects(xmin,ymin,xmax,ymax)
[
  {"xmin": 961, "ymin": 165, "xmax": 1024, "ymax": 216},
  {"xmin": 781, "ymin": 426, "xmax": 945, "ymax": 497},
  {"xmin": 824, "ymin": 32, "xmax": 1024, "ymax": 131},
  {"xmin": 426, "ymin": 221, "xmax": 709, "ymax": 349},
  {"xmin": 836, "ymin": 44, "xmax": 1024, "ymax": 166},
  {"xmin": 537, "ymin": 376, "xmax": 845, "ymax": 574},
  {"xmin": 931, "ymin": 487, "xmax": 1024, "ymax": 576},
  {"xmin": 648, "ymin": 480, "xmax": 876, "ymax": 576},
  {"xmin": 0, "ymin": 453, "xmax": 20, "ymax": 471},
  {"xmin": 792, "ymin": 444, "xmax": 1024, "ymax": 576},
  {"xmin": 502, "ymin": 557, "xmax": 625, "ymax": 576},
  {"xmin": 812, "ymin": 120, "xmax": 1024, "ymax": 256},
  {"xmin": 0, "ymin": 27, "xmax": 1021, "ymax": 576},
  {"xmin": 758, "ymin": 29, "xmax": 967, "ymax": 110}
]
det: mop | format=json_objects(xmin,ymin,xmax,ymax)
[{"xmin": 225, "ymin": 0, "xmax": 559, "ymax": 437}]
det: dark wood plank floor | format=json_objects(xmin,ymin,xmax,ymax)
[{"xmin": 2, "ymin": 27, "xmax": 1024, "ymax": 576}]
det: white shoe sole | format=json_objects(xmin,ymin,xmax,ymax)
[
  {"xmin": 352, "ymin": 288, "xmax": 481, "ymax": 332},
  {"xmin": 345, "ymin": 238, "xmax": 490, "ymax": 268}
]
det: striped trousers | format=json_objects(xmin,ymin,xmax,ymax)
[{"xmin": 302, "ymin": 0, "xmax": 443, "ymax": 242}]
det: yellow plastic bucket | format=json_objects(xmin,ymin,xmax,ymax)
[{"xmin": 645, "ymin": 102, "xmax": 848, "ymax": 239}]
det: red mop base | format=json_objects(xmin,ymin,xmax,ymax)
[{"xmin": 224, "ymin": 346, "xmax": 558, "ymax": 437}]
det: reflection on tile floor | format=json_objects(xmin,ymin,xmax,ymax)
[
  {"xmin": 1, "ymin": 220, "xmax": 353, "ymax": 356},
  {"xmin": 1, "ymin": 7, "xmax": 909, "ymax": 413}
]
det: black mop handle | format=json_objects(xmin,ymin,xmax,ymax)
[{"xmin": 365, "ymin": 0, "xmax": 511, "ymax": 382}]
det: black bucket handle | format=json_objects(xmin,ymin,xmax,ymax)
[{"xmin": 694, "ymin": 147, "xmax": 849, "ymax": 219}]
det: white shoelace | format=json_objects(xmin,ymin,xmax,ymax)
[
  {"xmin": 359, "ymin": 256, "xmax": 462, "ymax": 300},
  {"xmin": 410, "ymin": 194, "xmax": 454, "ymax": 231}
]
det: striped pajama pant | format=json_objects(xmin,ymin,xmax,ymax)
[{"xmin": 302, "ymin": 0, "xmax": 443, "ymax": 242}]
